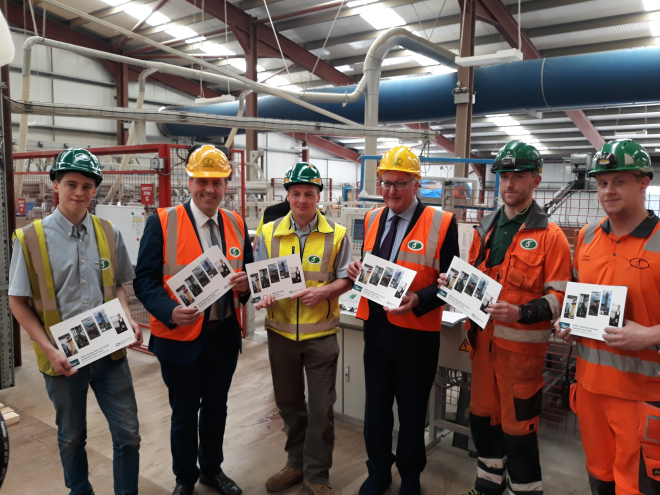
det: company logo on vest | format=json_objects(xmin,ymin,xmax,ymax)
[
  {"xmin": 229, "ymin": 247, "xmax": 241, "ymax": 257},
  {"xmin": 100, "ymin": 258, "xmax": 111, "ymax": 270},
  {"xmin": 520, "ymin": 238, "xmax": 538, "ymax": 250},
  {"xmin": 407, "ymin": 240, "xmax": 424, "ymax": 251},
  {"xmin": 307, "ymin": 255, "xmax": 321, "ymax": 264}
]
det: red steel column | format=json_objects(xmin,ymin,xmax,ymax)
[
  {"xmin": 116, "ymin": 62, "xmax": 129, "ymax": 145},
  {"xmin": 158, "ymin": 145, "xmax": 172, "ymax": 207},
  {"xmin": 245, "ymin": 25, "xmax": 259, "ymax": 180}
]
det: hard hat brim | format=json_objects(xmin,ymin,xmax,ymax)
[{"xmin": 186, "ymin": 169, "xmax": 231, "ymax": 178}]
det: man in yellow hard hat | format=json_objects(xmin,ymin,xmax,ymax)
[
  {"xmin": 347, "ymin": 146, "xmax": 459, "ymax": 495},
  {"xmin": 135, "ymin": 145, "xmax": 252, "ymax": 495}
]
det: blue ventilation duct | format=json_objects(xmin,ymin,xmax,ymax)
[{"xmin": 158, "ymin": 47, "xmax": 660, "ymax": 138}]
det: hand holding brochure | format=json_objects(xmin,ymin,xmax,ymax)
[
  {"xmin": 352, "ymin": 253, "xmax": 417, "ymax": 309},
  {"xmin": 166, "ymin": 245, "xmax": 236, "ymax": 312},
  {"xmin": 50, "ymin": 299, "xmax": 135, "ymax": 370},
  {"xmin": 559, "ymin": 282, "xmax": 627, "ymax": 341},
  {"xmin": 437, "ymin": 256, "xmax": 502, "ymax": 327},
  {"xmin": 246, "ymin": 254, "xmax": 306, "ymax": 303}
]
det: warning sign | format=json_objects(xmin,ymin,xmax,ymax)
[
  {"xmin": 458, "ymin": 339, "xmax": 470, "ymax": 352},
  {"xmin": 141, "ymin": 184, "xmax": 154, "ymax": 205}
]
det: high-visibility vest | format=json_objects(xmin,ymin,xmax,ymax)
[
  {"xmin": 261, "ymin": 210, "xmax": 346, "ymax": 341},
  {"xmin": 14, "ymin": 216, "xmax": 123, "ymax": 376},
  {"xmin": 356, "ymin": 205, "xmax": 453, "ymax": 331},
  {"xmin": 574, "ymin": 217, "xmax": 660, "ymax": 402},
  {"xmin": 468, "ymin": 202, "xmax": 572, "ymax": 356},
  {"xmin": 150, "ymin": 204, "xmax": 246, "ymax": 340}
]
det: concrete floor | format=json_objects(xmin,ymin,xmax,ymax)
[{"xmin": 0, "ymin": 320, "xmax": 591, "ymax": 494}]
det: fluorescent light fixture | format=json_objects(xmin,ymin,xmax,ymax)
[
  {"xmin": 347, "ymin": 0, "xmax": 378, "ymax": 7},
  {"xmin": 100, "ymin": 0, "xmax": 130, "ymax": 6},
  {"xmin": 493, "ymin": 118, "xmax": 519, "ymax": 127},
  {"xmin": 429, "ymin": 65, "xmax": 457, "ymax": 75},
  {"xmin": 166, "ymin": 26, "xmax": 199, "ymax": 40},
  {"xmin": 227, "ymin": 59, "xmax": 264, "ymax": 72},
  {"xmin": 615, "ymin": 129, "xmax": 648, "ymax": 136},
  {"xmin": 491, "ymin": 151, "xmax": 498, "ymax": 155},
  {"xmin": 124, "ymin": 5, "xmax": 170, "ymax": 26},
  {"xmin": 185, "ymin": 36, "xmax": 206, "ymax": 44},
  {"xmin": 486, "ymin": 113, "xmax": 509, "ymax": 118},
  {"xmin": 360, "ymin": 7, "xmax": 406, "ymax": 30},
  {"xmin": 334, "ymin": 65, "xmax": 352, "ymax": 72},
  {"xmin": 655, "ymin": 148, "xmax": 660, "ymax": 152},
  {"xmin": 382, "ymin": 56, "xmax": 410, "ymax": 66},
  {"xmin": 536, "ymin": 146, "xmax": 549, "ymax": 150},
  {"xmin": 456, "ymin": 48, "xmax": 524, "ymax": 67},
  {"xmin": 505, "ymin": 129, "xmax": 531, "ymax": 137},
  {"xmin": 200, "ymin": 43, "xmax": 235, "ymax": 56},
  {"xmin": 650, "ymin": 19, "xmax": 660, "ymax": 37}
]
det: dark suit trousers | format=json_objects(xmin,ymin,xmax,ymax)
[
  {"xmin": 363, "ymin": 305, "xmax": 440, "ymax": 479},
  {"xmin": 158, "ymin": 317, "xmax": 240, "ymax": 487}
]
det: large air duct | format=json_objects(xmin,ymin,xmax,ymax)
[{"xmin": 158, "ymin": 46, "xmax": 660, "ymax": 138}]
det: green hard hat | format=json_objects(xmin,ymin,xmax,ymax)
[
  {"xmin": 492, "ymin": 140, "xmax": 543, "ymax": 173},
  {"xmin": 50, "ymin": 148, "xmax": 103, "ymax": 186},
  {"xmin": 589, "ymin": 139, "xmax": 653, "ymax": 179},
  {"xmin": 283, "ymin": 162, "xmax": 323, "ymax": 191}
]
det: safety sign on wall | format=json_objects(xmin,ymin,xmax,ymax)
[{"xmin": 141, "ymin": 184, "xmax": 154, "ymax": 205}]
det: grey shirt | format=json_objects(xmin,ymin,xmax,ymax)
[
  {"xmin": 9, "ymin": 208, "xmax": 135, "ymax": 321},
  {"xmin": 254, "ymin": 213, "xmax": 352, "ymax": 279},
  {"xmin": 380, "ymin": 197, "xmax": 418, "ymax": 263}
]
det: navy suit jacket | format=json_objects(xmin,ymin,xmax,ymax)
[{"xmin": 134, "ymin": 200, "xmax": 253, "ymax": 365}]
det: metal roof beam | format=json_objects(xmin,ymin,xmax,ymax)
[{"xmin": 286, "ymin": 132, "xmax": 361, "ymax": 162}]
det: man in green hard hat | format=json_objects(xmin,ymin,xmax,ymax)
[
  {"xmin": 556, "ymin": 140, "xmax": 660, "ymax": 493},
  {"xmin": 438, "ymin": 140, "xmax": 572, "ymax": 495},
  {"xmin": 9, "ymin": 148, "xmax": 143, "ymax": 494},
  {"xmin": 253, "ymin": 162, "xmax": 352, "ymax": 495}
]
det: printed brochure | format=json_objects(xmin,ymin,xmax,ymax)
[
  {"xmin": 166, "ymin": 245, "xmax": 236, "ymax": 312},
  {"xmin": 437, "ymin": 256, "xmax": 502, "ymax": 327},
  {"xmin": 352, "ymin": 253, "xmax": 417, "ymax": 309},
  {"xmin": 245, "ymin": 254, "xmax": 306, "ymax": 303},
  {"xmin": 49, "ymin": 299, "xmax": 135, "ymax": 370},
  {"xmin": 559, "ymin": 282, "xmax": 627, "ymax": 341}
]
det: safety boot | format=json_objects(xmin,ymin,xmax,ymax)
[{"xmin": 265, "ymin": 466, "xmax": 304, "ymax": 492}]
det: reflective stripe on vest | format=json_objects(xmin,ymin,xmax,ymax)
[
  {"xmin": 397, "ymin": 208, "xmax": 446, "ymax": 272},
  {"xmin": 14, "ymin": 216, "xmax": 121, "ymax": 376},
  {"xmin": 151, "ymin": 204, "xmax": 245, "ymax": 341},
  {"xmin": 643, "ymin": 228, "xmax": 660, "ymax": 253},
  {"xmin": 577, "ymin": 342, "xmax": 660, "ymax": 378},
  {"xmin": 262, "ymin": 210, "xmax": 346, "ymax": 339},
  {"xmin": 493, "ymin": 324, "xmax": 552, "ymax": 344}
]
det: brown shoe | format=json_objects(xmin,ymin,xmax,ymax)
[
  {"xmin": 302, "ymin": 480, "xmax": 335, "ymax": 495},
  {"xmin": 265, "ymin": 466, "xmax": 304, "ymax": 492}
]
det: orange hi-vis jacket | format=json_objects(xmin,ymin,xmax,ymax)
[
  {"xmin": 150, "ymin": 204, "xmax": 246, "ymax": 341},
  {"xmin": 356, "ymin": 205, "xmax": 453, "ymax": 331},
  {"xmin": 573, "ymin": 215, "xmax": 660, "ymax": 402},
  {"xmin": 469, "ymin": 201, "xmax": 572, "ymax": 356}
]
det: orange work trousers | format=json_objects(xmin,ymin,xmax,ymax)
[{"xmin": 571, "ymin": 382, "xmax": 660, "ymax": 495}]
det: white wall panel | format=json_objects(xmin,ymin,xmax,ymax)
[
  {"xmin": 9, "ymin": 71, "xmax": 53, "ymax": 127},
  {"xmin": 52, "ymin": 79, "xmax": 115, "ymax": 132},
  {"xmin": 52, "ymin": 49, "xmax": 113, "ymax": 83},
  {"xmin": 10, "ymin": 32, "xmax": 50, "ymax": 71}
]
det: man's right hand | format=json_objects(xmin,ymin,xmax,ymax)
[
  {"xmin": 438, "ymin": 273, "xmax": 448, "ymax": 288},
  {"xmin": 554, "ymin": 320, "xmax": 576, "ymax": 344},
  {"xmin": 347, "ymin": 260, "xmax": 362, "ymax": 281},
  {"xmin": 171, "ymin": 305, "xmax": 202, "ymax": 326},
  {"xmin": 46, "ymin": 347, "xmax": 77, "ymax": 376},
  {"xmin": 256, "ymin": 293, "xmax": 276, "ymax": 310}
]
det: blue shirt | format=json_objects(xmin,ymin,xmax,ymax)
[
  {"xmin": 380, "ymin": 197, "xmax": 418, "ymax": 262},
  {"xmin": 9, "ymin": 208, "xmax": 135, "ymax": 321}
]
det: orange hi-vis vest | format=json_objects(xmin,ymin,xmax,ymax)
[
  {"xmin": 469, "ymin": 201, "xmax": 572, "ymax": 356},
  {"xmin": 150, "ymin": 204, "xmax": 246, "ymax": 341},
  {"xmin": 356, "ymin": 204, "xmax": 453, "ymax": 331},
  {"xmin": 573, "ymin": 215, "xmax": 660, "ymax": 402}
]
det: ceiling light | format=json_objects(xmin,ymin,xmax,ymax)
[
  {"xmin": 334, "ymin": 65, "xmax": 352, "ymax": 72},
  {"xmin": 491, "ymin": 152, "xmax": 498, "ymax": 155},
  {"xmin": 382, "ymin": 56, "xmax": 410, "ymax": 66},
  {"xmin": 492, "ymin": 117, "xmax": 519, "ymax": 127},
  {"xmin": 505, "ymin": 129, "xmax": 531, "ymax": 137},
  {"xmin": 644, "ymin": 0, "xmax": 660, "ymax": 11},
  {"xmin": 200, "ymin": 43, "xmax": 235, "ymax": 56},
  {"xmin": 456, "ymin": 48, "xmax": 524, "ymax": 67},
  {"xmin": 536, "ymin": 146, "xmax": 549, "ymax": 150},
  {"xmin": 429, "ymin": 65, "xmax": 457, "ymax": 75},
  {"xmin": 347, "ymin": 0, "xmax": 379, "ymax": 7},
  {"xmin": 100, "ymin": 0, "xmax": 130, "ymax": 6},
  {"xmin": 124, "ymin": 5, "xmax": 170, "ymax": 26},
  {"xmin": 185, "ymin": 36, "xmax": 206, "ymax": 44},
  {"xmin": 655, "ymin": 148, "xmax": 660, "ymax": 152},
  {"xmin": 650, "ymin": 19, "xmax": 660, "ymax": 37},
  {"xmin": 486, "ymin": 113, "xmax": 509, "ymax": 118},
  {"xmin": 227, "ymin": 59, "xmax": 264, "ymax": 72},
  {"xmin": 166, "ymin": 26, "xmax": 199, "ymax": 40},
  {"xmin": 360, "ymin": 7, "xmax": 406, "ymax": 30},
  {"xmin": 411, "ymin": 53, "xmax": 438, "ymax": 66},
  {"xmin": 615, "ymin": 129, "xmax": 648, "ymax": 136}
]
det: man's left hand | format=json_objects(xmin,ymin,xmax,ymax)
[
  {"xmin": 291, "ymin": 287, "xmax": 328, "ymax": 307},
  {"xmin": 603, "ymin": 319, "xmax": 660, "ymax": 351},
  {"xmin": 384, "ymin": 292, "xmax": 419, "ymax": 316},
  {"xmin": 127, "ymin": 318, "xmax": 144, "ymax": 349},
  {"xmin": 230, "ymin": 272, "xmax": 249, "ymax": 294},
  {"xmin": 485, "ymin": 302, "xmax": 521, "ymax": 323}
]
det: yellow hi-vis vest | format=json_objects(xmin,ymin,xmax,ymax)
[
  {"xmin": 14, "ymin": 215, "xmax": 124, "ymax": 376},
  {"xmin": 261, "ymin": 210, "xmax": 346, "ymax": 341}
]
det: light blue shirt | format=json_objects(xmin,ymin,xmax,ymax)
[
  {"xmin": 9, "ymin": 208, "xmax": 135, "ymax": 321},
  {"xmin": 254, "ymin": 213, "xmax": 352, "ymax": 279},
  {"xmin": 380, "ymin": 197, "xmax": 418, "ymax": 262}
]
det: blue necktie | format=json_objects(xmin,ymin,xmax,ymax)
[
  {"xmin": 207, "ymin": 219, "xmax": 227, "ymax": 321},
  {"xmin": 380, "ymin": 215, "xmax": 400, "ymax": 262}
]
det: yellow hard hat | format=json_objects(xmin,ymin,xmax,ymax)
[
  {"xmin": 377, "ymin": 145, "xmax": 421, "ymax": 179},
  {"xmin": 186, "ymin": 145, "xmax": 231, "ymax": 178}
]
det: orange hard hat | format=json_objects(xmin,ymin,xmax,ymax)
[
  {"xmin": 377, "ymin": 145, "xmax": 421, "ymax": 179},
  {"xmin": 186, "ymin": 145, "xmax": 231, "ymax": 178}
]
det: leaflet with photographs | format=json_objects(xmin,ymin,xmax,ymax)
[
  {"xmin": 245, "ymin": 254, "xmax": 305, "ymax": 303},
  {"xmin": 49, "ymin": 298, "xmax": 135, "ymax": 370},
  {"xmin": 352, "ymin": 253, "xmax": 417, "ymax": 308},
  {"xmin": 166, "ymin": 245, "xmax": 236, "ymax": 312},
  {"xmin": 437, "ymin": 256, "xmax": 502, "ymax": 327},
  {"xmin": 559, "ymin": 281, "xmax": 627, "ymax": 341}
]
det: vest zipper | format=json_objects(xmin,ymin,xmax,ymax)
[
  {"xmin": 326, "ymin": 299, "xmax": 331, "ymax": 319},
  {"xmin": 293, "ymin": 245, "xmax": 300, "ymax": 341},
  {"xmin": 489, "ymin": 340, "xmax": 493, "ymax": 355}
]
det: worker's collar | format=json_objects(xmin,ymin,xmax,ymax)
[
  {"xmin": 275, "ymin": 209, "xmax": 334, "ymax": 237},
  {"xmin": 497, "ymin": 206, "xmax": 528, "ymax": 226},
  {"xmin": 386, "ymin": 197, "xmax": 418, "ymax": 223},
  {"xmin": 291, "ymin": 213, "xmax": 318, "ymax": 235},
  {"xmin": 190, "ymin": 199, "xmax": 218, "ymax": 228},
  {"xmin": 53, "ymin": 207, "xmax": 92, "ymax": 238},
  {"xmin": 600, "ymin": 210, "xmax": 659, "ymax": 238}
]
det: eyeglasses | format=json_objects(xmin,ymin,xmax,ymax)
[{"xmin": 379, "ymin": 179, "xmax": 415, "ymax": 191}]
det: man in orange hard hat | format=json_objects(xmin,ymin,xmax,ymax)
[
  {"xmin": 135, "ymin": 145, "xmax": 252, "ymax": 495},
  {"xmin": 347, "ymin": 146, "xmax": 459, "ymax": 495}
]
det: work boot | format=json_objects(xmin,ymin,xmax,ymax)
[
  {"xmin": 462, "ymin": 489, "xmax": 488, "ymax": 495},
  {"xmin": 302, "ymin": 481, "xmax": 335, "ymax": 495},
  {"xmin": 265, "ymin": 466, "xmax": 304, "ymax": 492}
]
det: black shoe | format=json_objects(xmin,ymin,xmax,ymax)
[
  {"xmin": 399, "ymin": 477, "xmax": 421, "ymax": 495},
  {"xmin": 172, "ymin": 485, "xmax": 194, "ymax": 495},
  {"xmin": 199, "ymin": 472, "xmax": 242, "ymax": 495},
  {"xmin": 359, "ymin": 474, "xmax": 392, "ymax": 495}
]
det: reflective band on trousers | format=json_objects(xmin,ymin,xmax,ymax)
[
  {"xmin": 477, "ymin": 467, "xmax": 503, "ymax": 485},
  {"xmin": 577, "ymin": 342, "xmax": 660, "ymax": 378},
  {"xmin": 507, "ymin": 475, "xmax": 543, "ymax": 493},
  {"xmin": 494, "ymin": 325, "xmax": 552, "ymax": 344}
]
